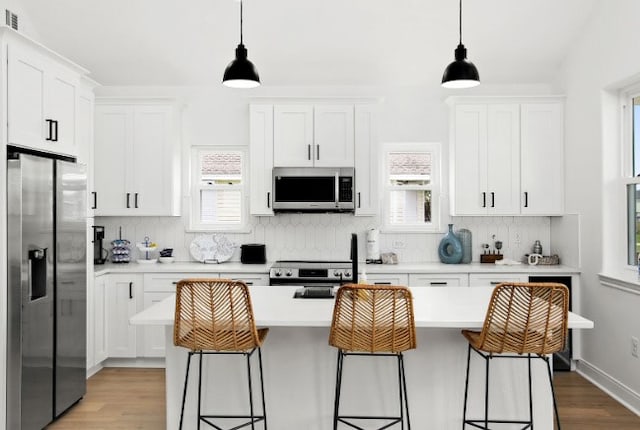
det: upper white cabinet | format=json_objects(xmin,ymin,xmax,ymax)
[
  {"xmin": 449, "ymin": 97, "xmax": 564, "ymax": 216},
  {"xmin": 249, "ymin": 104, "xmax": 275, "ymax": 216},
  {"xmin": 94, "ymin": 100, "xmax": 181, "ymax": 216},
  {"xmin": 4, "ymin": 28, "xmax": 89, "ymax": 157},
  {"xmin": 354, "ymin": 104, "xmax": 379, "ymax": 216},
  {"xmin": 273, "ymin": 104, "xmax": 354, "ymax": 167}
]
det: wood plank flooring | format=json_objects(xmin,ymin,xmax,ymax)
[{"xmin": 47, "ymin": 368, "xmax": 640, "ymax": 429}]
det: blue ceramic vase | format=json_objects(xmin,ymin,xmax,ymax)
[{"xmin": 438, "ymin": 224, "xmax": 463, "ymax": 264}]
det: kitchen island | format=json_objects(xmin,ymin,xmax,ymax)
[{"xmin": 131, "ymin": 286, "xmax": 593, "ymax": 430}]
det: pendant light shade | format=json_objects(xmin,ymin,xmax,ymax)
[
  {"xmin": 223, "ymin": 0, "xmax": 260, "ymax": 88},
  {"xmin": 442, "ymin": 0, "xmax": 479, "ymax": 89}
]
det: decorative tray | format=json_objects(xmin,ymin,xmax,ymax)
[{"xmin": 189, "ymin": 234, "xmax": 236, "ymax": 263}]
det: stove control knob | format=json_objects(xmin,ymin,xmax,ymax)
[
  {"xmin": 274, "ymin": 269, "xmax": 282, "ymax": 277},
  {"xmin": 286, "ymin": 270, "xmax": 293, "ymax": 277},
  {"xmin": 333, "ymin": 270, "xmax": 341, "ymax": 277},
  {"xmin": 344, "ymin": 271, "xmax": 351, "ymax": 278}
]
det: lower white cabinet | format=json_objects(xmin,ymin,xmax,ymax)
[
  {"xmin": 366, "ymin": 273, "xmax": 409, "ymax": 286},
  {"xmin": 93, "ymin": 274, "xmax": 108, "ymax": 366},
  {"xmin": 409, "ymin": 274, "xmax": 469, "ymax": 287},
  {"xmin": 469, "ymin": 273, "xmax": 529, "ymax": 286},
  {"xmin": 106, "ymin": 274, "xmax": 142, "ymax": 358},
  {"xmin": 221, "ymin": 272, "xmax": 270, "ymax": 286}
]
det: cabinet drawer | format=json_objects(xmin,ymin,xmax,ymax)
[
  {"xmin": 220, "ymin": 273, "xmax": 269, "ymax": 286},
  {"xmin": 409, "ymin": 274, "xmax": 469, "ymax": 287},
  {"xmin": 366, "ymin": 274, "xmax": 409, "ymax": 286},
  {"xmin": 469, "ymin": 273, "xmax": 529, "ymax": 287},
  {"xmin": 143, "ymin": 273, "xmax": 211, "ymax": 293}
]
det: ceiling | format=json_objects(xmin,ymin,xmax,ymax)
[{"xmin": 19, "ymin": 0, "xmax": 597, "ymax": 87}]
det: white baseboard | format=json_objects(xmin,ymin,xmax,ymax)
[
  {"xmin": 86, "ymin": 363, "xmax": 103, "ymax": 378},
  {"xmin": 576, "ymin": 360, "xmax": 640, "ymax": 416},
  {"xmin": 102, "ymin": 357, "xmax": 166, "ymax": 368}
]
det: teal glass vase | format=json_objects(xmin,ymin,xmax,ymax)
[{"xmin": 438, "ymin": 224, "xmax": 463, "ymax": 264}]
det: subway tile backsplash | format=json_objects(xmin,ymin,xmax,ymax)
[{"xmin": 95, "ymin": 215, "xmax": 550, "ymax": 264}]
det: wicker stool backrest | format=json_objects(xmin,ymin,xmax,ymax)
[
  {"xmin": 477, "ymin": 282, "xmax": 569, "ymax": 355},
  {"xmin": 173, "ymin": 279, "xmax": 261, "ymax": 352},
  {"xmin": 329, "ymin": 284, "xmax": 416, "ymax": 353}
]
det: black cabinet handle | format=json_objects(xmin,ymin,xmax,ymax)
[
  {"xmin": 45, "ymin": 119, "xmax": 54, "ymax": 141},
  {"xmin": 358, "ymin": 192, "xmax": 361, "ymax": 208},
  {"xmin": 524, "ymin": 191, "xmax": 529, "ymax": 208},
  {"xmin": 307, "ymin": 144, "xmax": 311, "ymax": 160},
  {"xmin": 267, "ymin": 192, "xmax": 271, "ymax": 209},
  {"xmin": 129, "ymin": 282, "xmax": 133, "ymax": 299},
  {"xmin": 134, "ymin": 193, "xmax": 139, "ymax": 208},
  {"xmin": 316, "ymin": 145, "xmax": 320, "ymax": 160},
  {"xmin": 374, "ymin": 282, "xmax": 392, "ymax": 285},
  {"xmin": 430, "ymin": 282, "xmax": 447, "ymax": 285},
  {"xmin": 91, "ymin": 192, "xmax": 97, "ymax": 209},
  {"xmin": 482, "ymin": 192, "xmax": 486, "ymax": 208},
  {"xmin": 126, "ymin": 193, "xmax": 130, "ymax": 208},
  {"xmin": 490, "ymin": 281, "xmax": 501, "ymax": 285},
  {"xmin": 491, "ymin": 192, "xmax": 495, "ymax": 208},
  {"xmin": 53, "ymin": 120, "xmax": 59, "ymax": 142}
]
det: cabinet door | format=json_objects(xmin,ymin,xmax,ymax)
[
  {"xmin": 249, "ymin": 104, "xmax": 275, "ymax": 215},
  {"xmin": 409, "ymin": 274, "xmax": 469, "ymax": 287},
  {"xmin": 221, "ymin": 273, "xmax": 269, "ymax": 286},
  {"xmin": 7, "ymin": 44, "xmax": 48, "ymax": 151},
  {"xmin": 273, "ymin": 105, "xmax": 314, "ymax": 167},
  {"xmin": 313, "ymin": 105, "xmax": 354, "ymax": 167},
  {"xmin": 106, "ymin": 274, "xmax": 140, "ymax": 358},
  {"xmin": 93, "ymin": 275, "xmax": 108, "ymax": 365},
  {"xmin": 520, "ymin": 103, "xmax": 564, "ymax": 215},
  {"xmin": 486, "ymin": 104, "xmax": 520, "ymax": 215},
  {"xmin": 130, "ymin": 105, "xmax": 178, "ymax": 215},
  {"xmin": 354, "ymin": 105, "xmax": 379, "ymax": 216},
  {"xmin": 77, "ymin": 88, "xmax": 95, "ymax": 216},
  {"xmin": 47, "ymin": 65, "xmax": 78, "ymax": 155},
  {"xmin": 468, "ymin": 273, "xmax": 529, "ymax": 287},
  {"xmin": 452, "ymin": 104, "xmax": 487, "ymax": 215},
  {"xmin": 366, "ymin": 274, "xmax": 409, "ymax": 286},
  {"xmin": 142, "ymin": 292, "xmax": 173, "ymax": 357},
  {"xmin": 94, "ymin": 105, "xmax": 131, "ymax": 215}
]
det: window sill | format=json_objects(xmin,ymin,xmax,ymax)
[{"xmin": 598, "ymin": 270, "xmax": 640, "ymax": 295}]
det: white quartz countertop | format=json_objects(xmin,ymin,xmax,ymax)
[
  {"xmin": 96, "ymin": 261, "xmax": 578, "ymax": 276},
  {"xmin": 130, "ymin": 285, "xmax": 593, "ymax": 330}
]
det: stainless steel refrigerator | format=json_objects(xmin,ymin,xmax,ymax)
[{"xmin": 7, "ymin": 148, "xmax": 87, "ymax": 430}]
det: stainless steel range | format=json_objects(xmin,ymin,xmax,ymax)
[{"xmin": 269, "ymin": 260, "xmax": 356, "ymax": 286}]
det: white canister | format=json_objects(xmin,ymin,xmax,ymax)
[{"xmin": 366, "ymin": 228, "xmax": 381, "ymax": 261}]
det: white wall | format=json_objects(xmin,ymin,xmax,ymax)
[
  {"xmin": 556, "ymin": 0, "xmax": 640, "ymax": 411},
  {"xmin": 95, "ymin": 84, "xmax": 555, "ymax": 264}
]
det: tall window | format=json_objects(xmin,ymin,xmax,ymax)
[
  {"xmin": 626, "ymin": 96, "xmax": 640, "ymax": 265},
  {"xmin": 190, "ymin": 147, "xmax": 247, "ymax": 231},
  {"xmin": 383, "ymin": 143, "xmax": 441, "ymax": 231}
]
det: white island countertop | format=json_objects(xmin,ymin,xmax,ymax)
[{"xmin": 131, "ymin": 285, "xmax": 593, "ymax": 329}]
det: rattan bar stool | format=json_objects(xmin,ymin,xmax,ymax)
[
  {"xmin": 329, "ymin": 284, "xmax": 417, "ymax": 430},
  {"xmin": 461, "ymin": 282, "xmax": 569, "ymax": 430},
  {"xmin": 174, "ymin": 279, "xmax": 268, "ymax": 430}
]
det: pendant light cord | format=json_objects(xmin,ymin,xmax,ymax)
[
  {"xmin": 240, "ymin": 0, "xmax": 244, "ymax": 45},
  {"xmin": 458, "ymin": 0, "xmax": 463, "ymax": 45}
]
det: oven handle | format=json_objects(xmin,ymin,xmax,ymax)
[{"xmin": 334, "ymin": 172, "xmax": 339, "ymax": 208}]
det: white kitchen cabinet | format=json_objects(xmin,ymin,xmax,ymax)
[
  {"xmin": 94, "ymin": 101, "xmax": 180, "ymax": 216},
  {"xmin": 366, "ymin": 273, "xmax": 409, "ymax": 286},
  {"xmin": 221, "ymin": 273, "xmax": 270, "ymax": 286},
  {"xmin": 409, "ymin": 273, "xmax": 469, "ymax": 287},
  {"xmin": 6, "ymin": 30, "xmax": 87, "ymax": 157},
  {"xmin": 106, "ymin": 274, "xmax": 142, "ymax": 358},
  {"xmin": 520, "ymin": 103, "xmax": 564, "ymax": 215},
  {"xmin": 273, "ymin": 104, "xmax": 354, "ymax": 168},
  {"xmin": 249, "ymin": 104, "xmax": 275, "ymax": 215},
  {"xmin": 449, "ymin": 97, "xmax": 564, "ymax": 216},
  {"xmin": 93, "ymin": 274, "xmax": 108, "ymax": 366},
  {"xmin": 354, "ymin": 104, "xmax": 379, "ymax": 216},
  {"xmin": 469, "ymin": 273, "xmax": 529, "ymax": 287},
  {"xmin": 77, "ymin": 82, "xmax": 96, "ymax": 216}
]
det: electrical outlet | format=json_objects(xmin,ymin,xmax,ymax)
[
  {"xmin": 514, "ymin": 231, "xmax": 522, "ymax": 245},
  {"xmin": 392, "ymin": 240, "xmax": 406, "ymax": 249},
  {"xmin": 632, "ymin": 337, "xmax": 639, "ymax": 358}
]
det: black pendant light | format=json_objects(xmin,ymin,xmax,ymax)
[
  {"xmin": 223, "ymin": 0, "xmax": 260, "ymax": 88},
  {"xmin": 441, "ymin": 0, "xmax": 479, "ymax": 88}
]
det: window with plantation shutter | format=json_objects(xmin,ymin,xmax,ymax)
[
  {"xmin": 383, "ymin": 143, "xmax": 441, "ymax": 232},
  {"xmin": 190, "ymin": 148, "xmax": 247, "ymax": 231}
]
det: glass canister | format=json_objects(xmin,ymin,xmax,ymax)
[
  {"xmin": 456, "ymin": 228, "xmax": 472, "ymax": 264},
  {"xmin": 438, "ymin": 224, "xmax": 463, "ymax": 264}
]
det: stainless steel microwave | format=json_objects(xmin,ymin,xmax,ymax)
[{"xmin": 272, "ymin": 167, "xmax": 355, "ymax": 212}]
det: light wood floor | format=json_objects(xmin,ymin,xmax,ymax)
[{"xmin": 47, "ymin": 368, "xmax": 640, "ymax": 429}]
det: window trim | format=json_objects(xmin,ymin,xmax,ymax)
[
  {"xmin": 382, "ymin": 142, "xmax": 442, "ymax": 233},
  {"xmin": 188, "ymin": 146, "xmax": 249, "ymax": 232},
  {"xmin": 622, "ymin": 88, "xmax": 640, "ymax": 267}
]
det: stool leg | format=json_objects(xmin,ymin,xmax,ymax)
[
  {"xmin": 246, "ymin": 351, "xmax": 256, "ymax": 430},
  {"xmin": 179, "ymin": 352, "xmax": 193, "ymax": 430},
  {"xmin": 528, "ymin": 354, "xmax": 534, "ymax": 429},
  {"xmin": 545, "ymin": 356, "xmax": 562, "ymax": 430},
  {"xmin": 484, "ymin": 353, "xmax": 490, "ymax": 430},
  {"xmin": 399, "ymin": 353, "xmax": 411, "ymax": 430},
  {"xmin": 396, "ymin": 354, "xmax": 404, "ymax": 430},
  {"xmin": 462, "ymin": 345, "xmax": 471, "ymax": 430},
  {"xmin": 197, "ymin": 351, "xmax": 203, "ymax": 430},
  {"xmin": 258, "ymin": 347, "xmax": 267, "ymax": 430},
  {"xmin": 333, "ymin": 350, "xmax": 344, "ymax": 430}
]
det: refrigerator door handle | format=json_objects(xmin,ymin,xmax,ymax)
[{"xmin": 28, "ymin": 248, "xmax": 48, "ymax": 301}]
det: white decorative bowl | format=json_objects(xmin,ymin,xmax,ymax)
[{"xmin": 158, "ymin": 256, "xmax": 175, "ymax": 264}]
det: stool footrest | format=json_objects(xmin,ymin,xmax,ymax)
[
  {"xmin": 199, "ymin": 415, "xmax": 266, "ymax": 430},
  {"xmin": 337, "ymin": 415, "xmax": 402, "ymax": 430},
  {"xmin": 464, "ymin": 418, "xmax": 532, "ymax": 430}
]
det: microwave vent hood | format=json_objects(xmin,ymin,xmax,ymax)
[{"xmin": 272, "ymin": 167, "xmax": 355, "ymax": 213}]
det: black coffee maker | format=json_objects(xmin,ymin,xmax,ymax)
[{"xmin": 92, "ymin": 226, "xmax": 108, "ymax": 264}]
